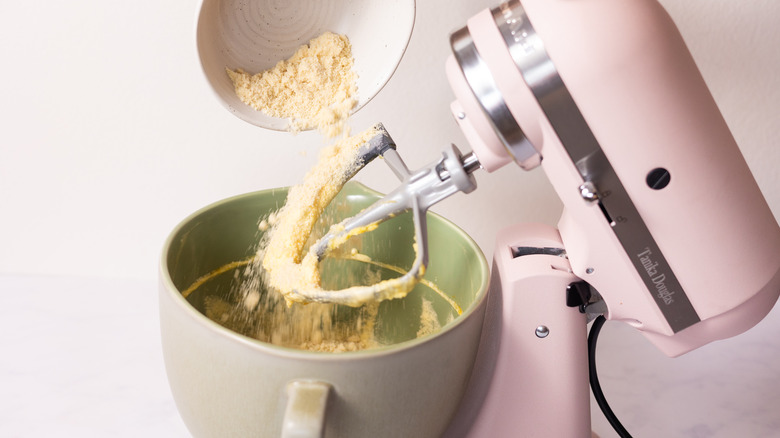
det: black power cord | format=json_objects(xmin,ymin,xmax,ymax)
[{"xmin": 589, "ymin": 315, "xmax": 633, "ymax": 438}]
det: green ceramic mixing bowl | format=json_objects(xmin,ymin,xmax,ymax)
[{"xmin": 159, "ymin": 181, "xmax": 489, "ymax": 437}]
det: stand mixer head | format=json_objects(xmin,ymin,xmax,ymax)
[
  {"xmin": 444, "ymin": 0, "xmax": 780, "ymax": 356},
  {"xmin": 315, "ymin": 0, "xmax": 780, "ymax": 357}
]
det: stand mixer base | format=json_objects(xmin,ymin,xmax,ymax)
[{"xmin": 445, "ymin": 222, "xmax": 593, "ymax": 437}]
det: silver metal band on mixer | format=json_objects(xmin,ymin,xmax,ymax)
[{"xmin": 450, "ymin": 27, "xmax": 538, "ymax": 164}]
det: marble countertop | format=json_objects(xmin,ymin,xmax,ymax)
[
  {"xmin": 1, "ymin": 275, "xmax": 189, "ymax": 437},
  {"xmin": 2, "ymin": 274, "xmax": 779, "ymax": 437}
]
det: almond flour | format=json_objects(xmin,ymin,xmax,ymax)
[
  {"xmin": 227, "ymin": 32, "xmax": 357, "ymax": 137},
  {"xmin": 260, "ymin": 127, "xmax": 379, "ymax": 299}
]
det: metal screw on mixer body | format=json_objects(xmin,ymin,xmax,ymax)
[
  {"xmin": 535, "ymin": 325, "xmax": 550, "ymax": 338},
  {"xmin": 579, "ymin": 181, "xmax": 599, "ymax": 202}
]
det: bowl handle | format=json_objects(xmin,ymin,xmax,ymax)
[{"xmin": 282, "ymin": 380, "xmax": 332, "ymax": 438}]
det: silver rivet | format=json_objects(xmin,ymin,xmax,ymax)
[
  {"xmin": 457, "ymin": 112, "xmax": 466, "ymax": 120},
  {"xmin": 535, "ymin": 325, "xmax": 549, "ymax": 338},
  {"xmin": 579, "ymin": 182, "xmax": 599, "ymax": 202},
  {"xmin": 586, "ymin": 268, "xmax": 595, "ymax": 274}
]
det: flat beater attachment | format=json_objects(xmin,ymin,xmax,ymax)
[{"xmin": 296, "ymin": 124, "xmax": 481, "ymax": 305}]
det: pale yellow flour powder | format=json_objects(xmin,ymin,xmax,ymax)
[
  {"xmin": 260, "ymin": 127, "xmax": 379, "ymax": 299},
  {"xmin": 227, "ymin": 32, "xmax": 357, "ymax": 137}
]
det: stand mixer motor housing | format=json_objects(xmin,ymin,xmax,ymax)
[{"xmin": 447, "ymin": 0, "xmax": 780, "ymax": 357}]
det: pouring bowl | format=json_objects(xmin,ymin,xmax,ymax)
[{"xmin": 196, "ymin": 0, "xmax": 416, "ymax": 130}]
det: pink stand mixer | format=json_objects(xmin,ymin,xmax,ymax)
[
  {"xmin": 316, "ymin": 0, "xmax": 780, "ymax": 435},
  {"xmin": 193, "ymin": 0, "xmax": 780, "ymax": 435}
]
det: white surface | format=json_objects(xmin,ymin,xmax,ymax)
[
  {"xmin": 0, "ymin": 275, "xmax": 188, "ymax": 438},
  {"xmin": 590, "ymin": 316, "xmax": 780, "ymax": 438},
  {"xmin": 2, "ymin": 273, "xmax": 780, "ymax": 437},
  {"xmin": 1, "ymin": 0, "xmax": 779, "ymax": 437}
]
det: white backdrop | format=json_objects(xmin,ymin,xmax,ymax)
[{"xmin": 1, "ymin": 0, "xmax": 777, "ymax": 281}]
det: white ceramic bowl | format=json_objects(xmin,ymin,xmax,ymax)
[{"xmin": 196, "ymin": 0, "xmax": 416, "ymax": 130}]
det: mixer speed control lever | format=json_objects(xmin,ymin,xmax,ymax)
[{"xmin": 566, "ymin": 281, "xmax": 607, "ymax": 321}]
